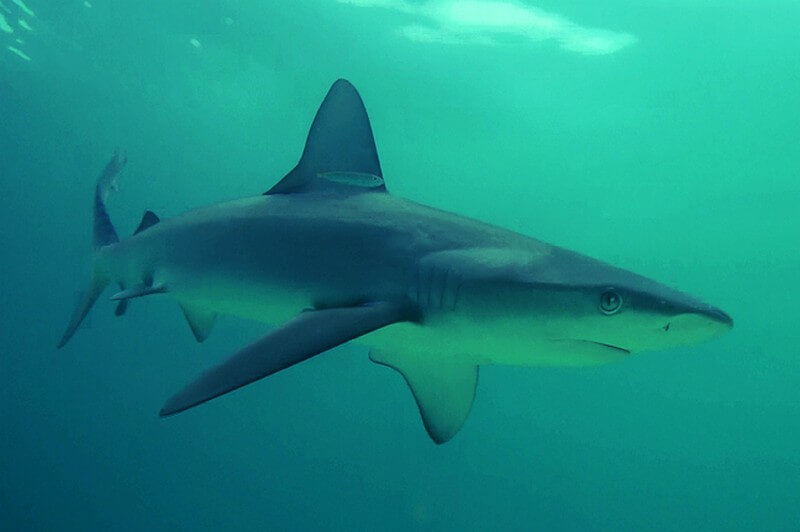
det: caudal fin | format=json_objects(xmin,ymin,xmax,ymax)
[
  {"xmin": 93, "ymin": 150, "xmax": 126, "ymax": 249},
  {"xmin": 57, "ymin": 273, "xmax": 108, "ymax": 348},
  {"xmin": 57, "ymin": 151, "xmax": 126, "ymax": 348}
]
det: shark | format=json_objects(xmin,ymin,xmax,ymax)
[{"xmin": 58, "ymin": 79, "xmax": 733, "ymax": 444}]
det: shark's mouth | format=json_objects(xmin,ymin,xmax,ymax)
[
  {"xmin": 588, "ymin": 341, "xmax": 631, "ymax": 354},
  {"xmin": 551, "ymin": 339, "xmax": 631, "ymax": 355}
]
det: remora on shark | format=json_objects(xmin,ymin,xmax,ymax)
[{"xmin": 59, "ymin": 79, "xmax": 732, "ymax": 444}]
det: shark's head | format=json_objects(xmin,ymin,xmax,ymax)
[
  {"xmin": 456, "ymin": 246, "xmax": 732, "ymax": 362},
  {"xmin": 522, "ymin": 246, "xmax": 734, "ymax": 356}
]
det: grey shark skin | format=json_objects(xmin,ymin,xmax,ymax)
[{"xmin": 58, "ymin": 80, "xmax": 733, "ymax": 444}]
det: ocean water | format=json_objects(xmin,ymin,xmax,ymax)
[{"xmin": 2, "ymin": 0, "xmax": 798, "ymax": 530}]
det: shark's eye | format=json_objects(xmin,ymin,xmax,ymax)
[{"xmin": 599, "ymin": 290, "xmax": 622, "ymax": 315}]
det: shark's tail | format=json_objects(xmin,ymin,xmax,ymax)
[{"xmin": 57, "ymin": 151, "xmax": 127, "ymax": 349}]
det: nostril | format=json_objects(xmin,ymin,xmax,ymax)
[{"xmin": 663, "ymin": 322, "xmax": 670, "ymax": 332}]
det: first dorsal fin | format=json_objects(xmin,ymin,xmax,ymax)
[
  {"xmin": 134, "ymin": 210, "xmax": 160, "ymax": 235},
  {"xmin": 266, "ymin": 79, "xmax": 385, "ymax": 195}
]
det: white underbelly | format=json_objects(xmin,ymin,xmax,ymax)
[
  {"xmin": 361, "ymin": 314, "xmax": 628, "ymax": 368},
  {"xmin": 166, "ymin": 273, "xmax": 311, "ymax": 325}
]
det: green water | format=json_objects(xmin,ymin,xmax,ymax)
[{"xmin": 1, "ymin": 1, "xmax": 798, "ymax": 530}]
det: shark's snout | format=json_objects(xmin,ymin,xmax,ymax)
[
  {"xmin": 655, "ymin": 302, "xmax": 732, "ymax": 350},
  {"xmin": 700, "ymin": 305, "xmax": 734, "ymax": 329},
  {"xmin": 677, "ymin": 297, "xmax": 734, "ymax": 332}
]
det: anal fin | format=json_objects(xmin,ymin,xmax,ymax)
[
  {"xmin": 180, "ymin": 302, "xmax": 216, "ymax": 343},
  {"xmin": 370, "ymin": 350, "xmax": 479, "ymax": 444}
]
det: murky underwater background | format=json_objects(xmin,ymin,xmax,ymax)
[{"xmin": 1, "ymin": 0, "xmax": 798, "ymax": 530}]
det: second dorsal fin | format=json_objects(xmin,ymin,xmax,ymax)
[
  {"xmin": 266, "ymin": 79, "xmax": 385, "ymax": 195},
  {"xmin": 134, "ymin": 210, "xmax": 160, "ymax": 235}
]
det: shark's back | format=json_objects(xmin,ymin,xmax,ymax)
[{"xmin": 110, "ymin": 189, "xmax": 548, "ymax": 294}]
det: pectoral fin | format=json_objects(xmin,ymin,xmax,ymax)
[
  {"xmin": 160, "ymin": 301, "xmax": 414, "ymax": 416},
  {"xmin": 370, "ymin": 350, "xmax": 479, "ymax": 444}
]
